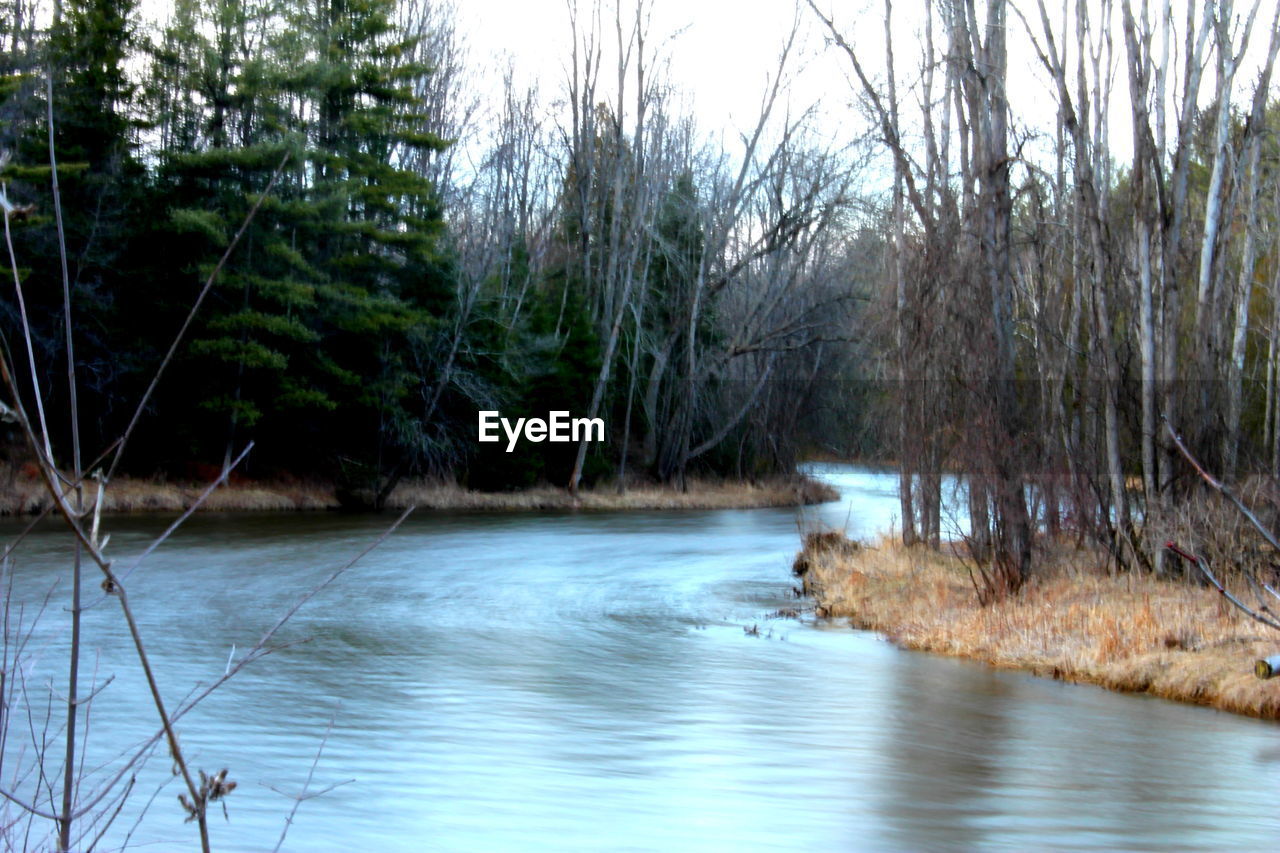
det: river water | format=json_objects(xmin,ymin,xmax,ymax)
[{"xmin": 3, "ymin": 464, "xmax": 1279, "ymax": 851}]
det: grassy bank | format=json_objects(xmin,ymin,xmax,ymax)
[
  {"xmin": 385, "ymin": 476, "xmax": 837, "ymax": 511},
  {"xmin": 0, "ymin": 467, "xmax": 837, "ymax": 515},
  {"xmin": 795, "ymin": 531, "xmax": 1280, "ymax": 720}
]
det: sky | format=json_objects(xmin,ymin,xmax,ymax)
[
  {"xmin": 128, "ymin": 0, "xmax": 1280, "ymax": 179},
  {"xmin": 444, "ymin": 0, "xmax": 1105, "ymax": 168},
  {"xmin": 124, "ymin": 0, "xmax": 1104, "ymax": 148},
  {"xmin": 448, "ymin": 0, "xmax": 1279, "ymax": 164},
  {"xmin": 452, "ymin": 0, "xmax": 841, "ymax": 137}
]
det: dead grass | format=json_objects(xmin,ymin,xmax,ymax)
[
  {"xmin": 0, "ymin": 470, "xmax": 337, "ymax": 514},
  {"xmin": 384, "ymin": 475, "xmax": 838, "ymax": 511},
  {"xmin": 0, "ymin": 464, "xmax": 836, "ymax": 515},
  {"xmin": 797, "ymin": 530, "xmax": 1280, "ymax": 720}
]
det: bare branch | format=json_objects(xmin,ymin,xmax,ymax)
[
  {"xmin": 271, "ymin": 709, "xmax": 350, "ymax": 853},
  {"xmin": 1163, "ymin": 417, "xmax": 1280, "ymax": 555}
]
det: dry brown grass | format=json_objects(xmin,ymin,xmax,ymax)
[
  {"xmin": 0, "ymin": 464, "xmax": 836, "ymax": 515},
  {"xmin": 797, "ymin": 531, "xmax": 1280, "ymax": 720},
  {"xmin": 0, "ymin": 468, "xmax": 337, "ymax": 514},
  {"xmin": 384, "ymin": 475, "xmax": 838, "ymax": 511}
]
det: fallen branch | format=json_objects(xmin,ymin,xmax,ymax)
[
  {"xmin": 1165, "ymin": 541, "xmax": 1280, "ymax": 631},
  {"xmin": 1163, "ymin": 416, "xmax": 1280, "ymax": 555}
]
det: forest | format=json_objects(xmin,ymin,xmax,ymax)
[
  {"xmin": 5, "ymin": 0, "xmax": 1280, "ymax": 847},
  {"xmin": 2, "ymin": 0, "xmax": 1280, "ymax": 583},
  {"xmin": 807, "ymin": 0, "xmax": 1280, "ymax": 600},
  {"xmin": 0, "ymin": 0, "xmax": 866, "ymax": 507}
]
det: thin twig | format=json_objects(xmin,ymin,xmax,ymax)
[
  {"xmin": 106, "ymin": 154, "xmax": 289, "ymax": 483},
  {"xmin": 0, "ymin": 787, "xmax": 58, "ymax": 821},
  {"xmin": 117, "ymin": 443, "xmax": 254, "ymax": 585},
  {"xmin": 115, "ymin": 770, "xmax": 174, "ymax": 853},
  {"xmin": 2, "ymin": 202, "xmax": 53, "ymax": 462},
  {"xmin": 49, "ymin": 36, "xmax": 86, "ymax": 845},
  {"xmin": 82, "ymin": 443, "xmax": 255, "ymax": 613},
  {"xmin": 76, "ymin": 774, "xmax": 133, "ymax": 853},
  {"xmin": 237, "ymin": 506, "xmax": 416, "ymax": 672},
  {"xmin": 69, "ymin": 507, "xmax": 412, "ymax": 824},
  {"xmin": 271, "ymin": 708, "xmax": 351, "ymax": 853}
]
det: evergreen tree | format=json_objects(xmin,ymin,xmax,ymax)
[
  {"xmin": 142, "ymin": 0, "xmax": 455, "ymax": 490},
  {"xmin": 1, "ymin": 0, "xmax": 143, "ymax": 450}
]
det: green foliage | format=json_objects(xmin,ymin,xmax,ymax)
[
  {"xmin": 0, "ymin": 0, "xmax": 147, "ymax": 462},
  {"xmin": 0, "ymin": 0, "xmax": 816, "ymax": 492},
  {"xmin": 131, "ymin": 0, "xmax": 458, "ymax": 482},
  {"xmin": 464, "ymin": 279, "xmax": 604, "ymax": 489},
  {"xmin": 169, "ymin": 208, "xmax": 229, "ymax": 245}
]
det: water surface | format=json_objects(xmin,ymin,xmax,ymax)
[{"xmin": 3, "ymin": 464, "xmax": 1277, "ymax": 851}]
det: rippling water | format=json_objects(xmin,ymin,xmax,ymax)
[{"xmin": 3, "ymin": 464, "xmax": 1278, "ymax": 851}]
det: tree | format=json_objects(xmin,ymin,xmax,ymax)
[{"xmin": 138, "ymin": 0, "xmax": 456, "ymax": 495}]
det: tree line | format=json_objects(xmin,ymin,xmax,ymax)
[
  {"xmin": 0, "ymin": 0, "xmax": 865, "ymax": 503},
  {"xmin": 9, "ymin": 0, "xmax": 1276, "ymax": 593},
  {"xmin": 811, "ymin": 0, "xmax": 1280, "ymax": 597}
]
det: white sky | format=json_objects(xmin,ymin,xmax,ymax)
[
  {"xmin": 448, "ymin": 0, "xmax": 852, "ymax": 157},
  {"xmin": 448, "ymin": 0, "xmax": 1104, "ymax": 170},
  {"xmin": 130, "ymin": 0, "xmax": 1280, "ymax": 183},
  {"xmin": 453, "ymin": 0, "xmax": 1280, "ymax": 164},
  {"xmin": 454, "ymin": 1, "xmax": 830, "ymax": 128}
]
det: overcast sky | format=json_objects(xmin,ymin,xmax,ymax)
[
  {"xmin": 448, "ymin": 0, "xmax": 1278, "ymax": 164},
  {"xmin": 124, "ymin": 0, "xmax": 1094, "ymax": 148},
  {"xmin": 445, "ymin": 0, "xmax": 1098, "ymax": 164},
  {"xmin": 130, "ymin": 0, "xmax": 1280, "ymax": 175},
  {"xmin": 451, "ymin": 0, "xmax": 845, "ymax": 138}
]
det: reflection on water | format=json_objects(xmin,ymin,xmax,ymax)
[{"xmin": 1, "ymin": 463, "xmax": 1277, "ymax": 851}]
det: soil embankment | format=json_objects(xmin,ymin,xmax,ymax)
[
  {"xmin": 0, "ymin": 469, "xmax": 837, "ymax": 515},
  {"xmin": 795, "ymin": 531, "xmax": 1280, "ymax": 720}
]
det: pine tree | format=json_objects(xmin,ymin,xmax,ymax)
[
  {"xmin": 0, "ymin": 0, "xmax": 143, "ymax": 452},
  {"xmin": 142, "ymin": 0, "xmax": 455, "ymax": 489}
]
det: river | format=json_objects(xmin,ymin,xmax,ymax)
[{"xmin": 3, "ymin": 464, "xmax": 1278, "ymax": 851}]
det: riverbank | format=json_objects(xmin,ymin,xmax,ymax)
[
  {"xmin": 796, "ymin": 531, "xmax": 1280, "ymax": 720},
  {"xmin": 0, "ymin": 470, "xmax": 837, "ymax": 515}
]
